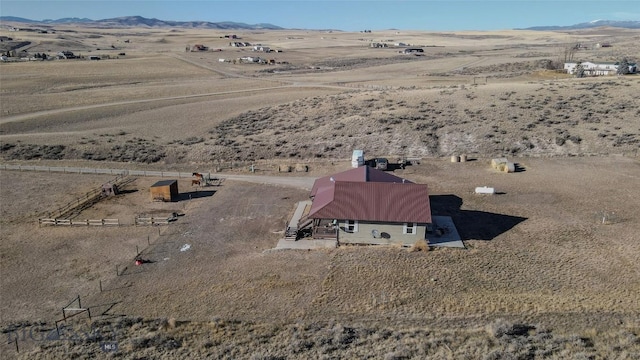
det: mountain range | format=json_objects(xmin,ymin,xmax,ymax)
[
  {"xmin": 0, "ymin": 16, "xmax": 283, "ymax": 30},
  {"xmin": 1, "ymin": 16, "xmax": 639, "ymax": 30},
  {"xmin": 521, "ymin": 19, "xmax": 640, "ymax": 30}
]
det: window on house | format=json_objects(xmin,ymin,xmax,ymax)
[
  {"xmin": 345, "ymin": 220, "xmax": 358, "ymax": 232},
  {"xmin": 403, "ymin": 222, "xmax": 417, "ymax": 235}
]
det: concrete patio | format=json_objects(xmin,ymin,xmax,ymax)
[{"xmin": 427, "ymin": 216, "xmax": 465, "ymax": 248}]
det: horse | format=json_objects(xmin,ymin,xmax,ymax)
[{"xmin": 191, "ymin": 172, "xmax": 205, "ymax": 186}]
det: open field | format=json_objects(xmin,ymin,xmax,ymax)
[
  {"xmin": 1, "ymin": 24, "xmax": 639, "ymax": 358},
  {"xmin": 1, "ymin": 156, "xmax": 639, "ymax": 358},
  {"xmin": 2, "ymin": 26, "xmax": 639, "ymax": 163}
]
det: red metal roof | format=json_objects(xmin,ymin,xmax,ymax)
[
  {"xmin": 308, "ymin": 181, "xmax": 431, "ymax": 224},
  {"xmin": 310, "ymin": 166, "xmax": 412, "ymax": 197}
]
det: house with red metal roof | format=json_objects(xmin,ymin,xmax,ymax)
[{"xmin": 299, "ymin": 166, "xmax": 432, "ymax": 246}]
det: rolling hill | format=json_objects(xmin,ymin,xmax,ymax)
[{"xmin": 0, "ymin": 15, "xmax": 283, "ymax": 29}]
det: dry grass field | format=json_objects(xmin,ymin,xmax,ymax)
[{"xmin": 1, "ymin": 24, "xmax": 639, "ymax": 358}]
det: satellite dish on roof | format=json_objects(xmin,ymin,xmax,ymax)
[
  {"xmin": 371, "ymin": 229, "xmax": 380, "ymax": 238},
  {"xmin": 330, "ymin": 177, "xmax": 335, "ymax": 182}
]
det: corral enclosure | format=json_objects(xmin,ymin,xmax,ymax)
[{"xmin": 0, "ymin": 23, "xmax": 639, "ymax": 358}]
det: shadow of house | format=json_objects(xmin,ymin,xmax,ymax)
[
  {"xmin": 385, "ymin": 163, "xmax": 405, "ymax": 171},
  {"xmin": 430, "ymin": 194, "xmax": 526, "ymax": 241},
  {"xmin": 176, "ymin": 190, "xmax": 216, "ymax": 201}
]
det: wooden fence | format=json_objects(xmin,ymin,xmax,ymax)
[
  {"xmin": 134, "ymin": 217, "xmax": 173, "ymax": 226},
  {"xmin": 40, "ymin": 174, "xmax": 135, "ymax": 220},
  {"xmin": 39, "ymin": 218, "xmax": 120, "ymax": 227},
  {"xmin": 45, "ymin": 188, "xmax": 104, "ymax": 219}
]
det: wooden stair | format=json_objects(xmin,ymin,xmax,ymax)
[
  {"xmin": 284, "ymin": 226, "xmax": 298, "ymax": 241},
  {"xmin": 298, "ymin": 217, "xmax": 313, "ymax": 231}
]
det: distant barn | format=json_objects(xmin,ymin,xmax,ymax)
[{"xmin": 150, "ymin": 180, "xmax": 179, "ymax": 202}]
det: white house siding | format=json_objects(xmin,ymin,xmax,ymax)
[
  {"xmin": 338, "ymin": 220, "xmax": 427, "ymax": 246},
  {"xmin": 564, "ymin": 62, "xmax": 577, "ymax": 74},
  {"xmin": 565, "ymin": 61, "xmax": 619, "ymax": 76}
]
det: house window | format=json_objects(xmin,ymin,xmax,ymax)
[
  {"xmin": 345, "ymin": 220, "xmax": 358, "ymax": 233},
  {"xmin": 403, "ymin": 223, "xmax": 417, "ymax": 235}
]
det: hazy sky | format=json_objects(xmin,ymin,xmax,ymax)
[{"xmin": 1, "ymin": 1, "xmax": 639, "ymax": 31}]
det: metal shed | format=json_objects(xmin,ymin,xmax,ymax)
[{"xmin": 150, "ymin": 180, "xmax": 179, "ymax": 202}]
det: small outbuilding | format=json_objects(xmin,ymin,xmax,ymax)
[
  {"xmin": 101, "ymin": 183, "xmax": 118, "ymax": 196},
  {"xmin": 352, "ymin": 150, "xmax": 365, "ymax": 168},
  {"xmin": 150, "ymin": 180, "xmax": 179, "ymax": 202}
]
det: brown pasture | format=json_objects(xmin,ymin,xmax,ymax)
[{"xmin": 0, "ymin": 25, "xmax": 639, "ymax": 358}]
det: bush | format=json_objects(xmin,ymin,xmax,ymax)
[{"xmin": 410, "ymin": 239, "xmax": 429, "ymax": 252}]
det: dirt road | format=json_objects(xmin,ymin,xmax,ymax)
[{"xmin": 0, "ymin": 163, "xmax": 317, "ymax": 190}]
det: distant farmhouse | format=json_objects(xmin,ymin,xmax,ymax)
[
  {"xmin": 56, "ymin": 51, "xmax": 77, "ymax": 59},
  {"xmin": 191, "ymin": 44, "xmax": 209, "ymax": 52},
  {"xmin": 293, "ymin": 167, "xmax": 432, "ymax": 246},
  {"xmin": 229, "ymin": 41, "xmax": 251, "ymax": 47},
  {"xmin": 253, "ymin": 45, "xmax": 271, "ymax": 52},
  {"xmin": 564, "ymin": 61, "xmax": 637, "ymax": 76}
]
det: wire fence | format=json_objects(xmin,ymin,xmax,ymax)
[
  {"xmin": 0, "ymin": 160, "xmax": 326, "ymax": 175},
  {"xmin": 0, "ymin": 164, "xmax": 195, "ymax": 178}
]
